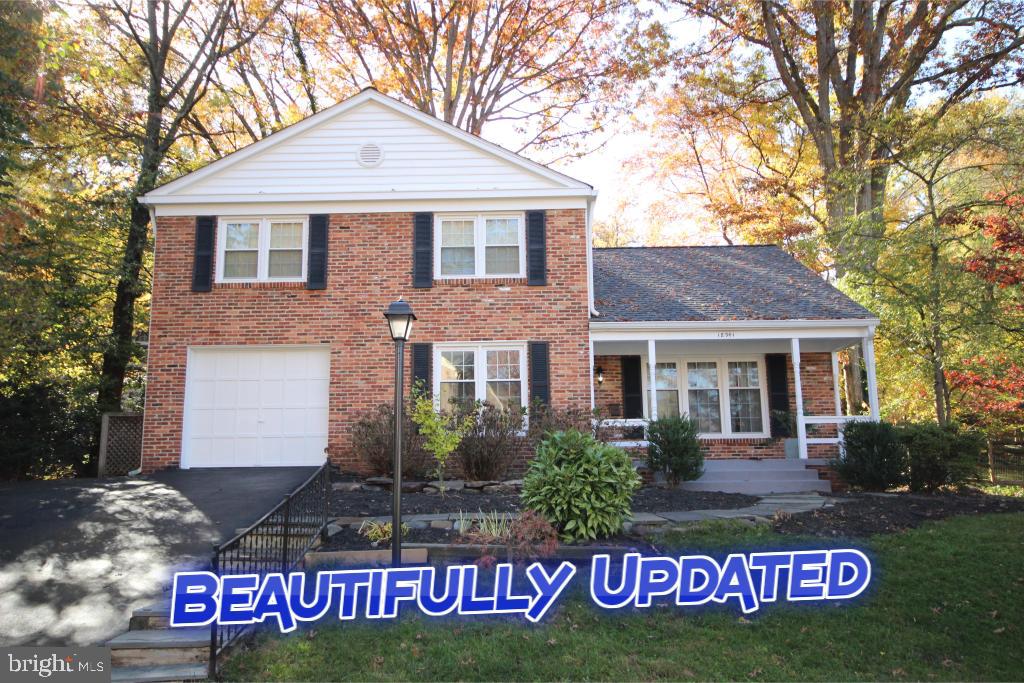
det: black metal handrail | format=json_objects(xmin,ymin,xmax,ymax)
[{"xmin": 208, "ymin": 463, "xmax": 330, "ymax": 678}]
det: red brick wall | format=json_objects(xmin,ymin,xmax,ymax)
[
  {"xmin": 142, "ymin": 210, "xmax": 591, "ymax": 473},
  {"xmin": 592, "ymin": 352, "xmax": 840, "ymax": 459}
]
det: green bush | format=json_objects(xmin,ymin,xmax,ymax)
[
  {"xmin": 646, "ymin": 415, "xmax": 704, "ymax": 485},
  {"xmin": 520, "ymin": 429, "xmax": 641, "ymax": 542},
  {"xmin": 900, "ymin": 422, "xmax": 982, "ymax": 492},
  {"xmin": 0, "ymin": 380, "xmax": 97, "ymax": 480},
  {"xmin": 833, "ymin": 420, "xmax": 906, "ymax": 491}
]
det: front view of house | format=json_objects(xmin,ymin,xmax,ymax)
[{"xmin": 139, "ymin": 89, "xmax": 879, "ymax": 483}]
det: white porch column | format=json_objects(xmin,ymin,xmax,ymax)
[
  {"xmin": 647, "ymin": 338, "xmax": 658, "ymax": 421},
  {"xmin": 588, "ymin": 337, "xmax": 596, "ymax": 412},
  {"xmin": 791, "ymin": 337, "xmax": 808, "ymax": 459},
  {"xmin": 863, "ymin": 334, "xmax": 880, "ymax": 420},
  {"xmin": 831, "ymin": 351, "xmax": 842, "ymax": 415}
]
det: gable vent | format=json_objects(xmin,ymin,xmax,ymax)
[{"xmin": 356, "ymin": 142, "xmax": 384, "ymax": 168}]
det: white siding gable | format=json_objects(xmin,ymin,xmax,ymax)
[{"xmin": 142, "ymin": 90, "xmax": 593, "ymax": 207}]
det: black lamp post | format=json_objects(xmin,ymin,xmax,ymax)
[{"xmin": 384, "ymin": 298, "xmax": 416, "ymax": 567}]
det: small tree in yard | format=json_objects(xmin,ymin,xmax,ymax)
[
  {"xmin": 410, "ymin": 390, "xmax": 474, "ymax": 494},
  {"xmin": 646, "ymin": 415, "xmax": 704, "ymax": 485}
]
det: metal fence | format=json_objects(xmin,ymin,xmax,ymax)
[
  {"xmin": 208, "ymin": 463, "xmax": 331, "ymax": 677},
  {"xmin": 985, "ymin": 439, "xmax": 1024, "ymax": 485},
  {"xmin": 97, "ymin": 413, "xmax": 143, "ymax": 476}
]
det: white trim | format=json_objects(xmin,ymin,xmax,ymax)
[
  {"xmin": 215, "ymin": 216, "xmax": 308, "ymax": 284},
  {"xmin": 432, "ymin": 341, "xmax": 528, "ymax": 410},
  {"xmin": 152, "ymin": 196, "xmax": 588, "ymax": 217},
  {"xmin": 140, "ymin": 90, "xmax": 594, "ymax": 203},
  {"xmin": 831, "ymin": 351, "xmax": 842, "ymax": 416},
  {"xmin": 591, "ymin": 319, "xmax": 879, "ymax": 342},
  {"xmin": 791, "ymin": 338, "xmax": 808, "ymax": 460},
  {"xmin": 638, "ymin": 352, "xmax": 771, "ymax": 439},
  {"xmin": 434, "ymin": 212, "xmax": 526, "ymax": 279}
]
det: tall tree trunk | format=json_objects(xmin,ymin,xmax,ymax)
[{"xmin": 97, "ymin": 109, "xmax": 163, "ymax": 413}]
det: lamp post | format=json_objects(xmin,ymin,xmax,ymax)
[{"xmin": 384, "ymin": 298, "xmax": 416, "ymax": 567}]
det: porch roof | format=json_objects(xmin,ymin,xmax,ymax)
[{"xmin": 592, "ymin": 246, "xmax": 874, "ymax": 323}]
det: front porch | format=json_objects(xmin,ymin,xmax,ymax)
[{"xmin": 589, "ymin": 319, "xmax": 881, "ymax": 463}]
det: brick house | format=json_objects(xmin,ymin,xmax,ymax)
[{"xmin": 138, "ymin": 89, "xmax": 879, "ymax": 483}]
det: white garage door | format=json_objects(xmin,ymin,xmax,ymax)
[{"xmin": 183, "ymin": 346, "xmax": 330, "ymax": 468}]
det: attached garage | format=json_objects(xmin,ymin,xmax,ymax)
[{"xmin": 182, "ymin": 346, "xmax": 330, "ymax": 468}]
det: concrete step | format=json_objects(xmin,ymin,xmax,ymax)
[
  {"xmin": 111, "ymin": 663, "xmax": 207, "ymax": 682},
  {"xmin": 702, "ymin": 459, "xmax": 815, "ymax": 471},
  {"xmin": 130, "ymin": 603, "xmax": 171, "ymax": 631},
  {"xmin": 694, "ymin": 470, "xmax": 823, "ymax": 483},
  {"xmin": 108, "ymin": 628, "xmax": 209, "ymax": 668},
  {"xmin": 679, "ymin": 478, "xmax": 831, "ymax": 494}
]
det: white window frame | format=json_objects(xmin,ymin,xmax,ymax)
[
  {"xmin": 432, "ymin": 342, "xmax": 529, "ymax": 410},
  {"xmin": 641, "ymin": 355, "xmax": 770, "ymax": 439},
  {"xmin": 434, "ymin": 213, "xmax": 526, "ymax": 279},
  {"xmin": 216, "ymin": 216, "xmax": 308, "ymax": 284}
]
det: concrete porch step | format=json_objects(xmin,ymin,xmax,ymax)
[
  {"xmin": 694, "ymin": 470, "xmax": 823, "ymax": 483},
  {"xmin": 130, "ymin": 603, "xmax": 171, "ymax": 630},
  {"xmin": 679, "ymin": 478, "xmax": 831, "ymax": 494},
  {"xmin": 108, "ymin": 628, "xmax": 209, "ymax": 668},
  {"xmin": 111, "ymin": 663, "xmax": 207, "ymax": 682},
  {"xmin": 702, "ymin": 459, "xmax": 817, "ymax": 471}
]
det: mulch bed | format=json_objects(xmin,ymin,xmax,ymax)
[
  {"xmin": 772, "ymin": 490, "xmax": 1024, "ymax": 537},
  {"xmin": 320, "ymin": 526, "xmax": 457, "ymax": 551},
  {"xmin": 328, "ymin": 485, "xmax": 757, "ymax": 518}
]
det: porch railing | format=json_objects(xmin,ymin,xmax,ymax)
[
  {"xmin": 600, "ymin": 415, "xmax": 876, "ymax": 457},
  {"xmin": 208, "ymin": 463, "xmax": 330, "ymax": 678}
]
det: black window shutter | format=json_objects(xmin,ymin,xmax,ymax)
[
  {"xmin": 765, "ymin": 353, "xmax": 792, "ymax": 437},
  {"xmin": 413, "ymin": 212, "xmax": 433, "ymax": 288},
  {"xmin": 620, "ymin": 355, "xmax": 644, "ymax": 419},
  {"xmin": 306, "ymin": 214, "xmax": 329, "ymax": 290},
  {"xmin": 411, "ymin": 343, "xmax": 432, "ymax": 395},
  {"xmin": 529, "ymin": 341, "xmax": 551, "ymax": 405},
  {"xmin": 526, "ymin": 210, "xmax": 547, "ymax": 285},
  {"xmin": 192, "ymin": 216, "xmax": 215, "ymax": 292}
]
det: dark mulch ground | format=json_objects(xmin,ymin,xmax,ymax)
[
  {"xmin": 773, "ymin": 490, "xmax": 1024, "ymax": 537},
  {"xmin": 320, "ymin": 525, "xmax": 659, "ymax": 554},
  {"xmin": 329, "ymin": 485, "xmax": 756, "ymax": 518},
  {"xmin": 320, "ymin": 525, "xmax": 458, "ymax": 551}
]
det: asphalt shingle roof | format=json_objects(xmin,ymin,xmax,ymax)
[{"xmin": 592, "ymin": 246, "xmax": 874, "ymax": 322}]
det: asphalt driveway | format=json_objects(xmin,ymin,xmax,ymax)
[{"xmin": 0, "ymin": 467, "xmax": 316, "ymax": 647}]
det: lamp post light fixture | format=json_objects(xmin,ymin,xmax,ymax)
[{"xmin": 384, "ymin": 298, "xmax": 416, "ymax": 567}]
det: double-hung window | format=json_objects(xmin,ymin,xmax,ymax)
[
  {"xmin": 436, "ymin": 214, "xmax": 525, "ymax": 278},
  {"xmin": 645, "ymin": 357, "xmax": 768, "ymax": 437},
  {"xmin": 217, "ymin": 217, "xmax": 308, "ymax": 283},
  {"xmin": 436, "ymin": 344, "xmax": 527, "ymax": 412}
]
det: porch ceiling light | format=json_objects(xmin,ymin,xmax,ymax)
[{"xmin": 384, "ymin": 299, "xmax": 416, "ymax": 342}]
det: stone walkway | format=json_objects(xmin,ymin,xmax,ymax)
[{"xmin": 326, "ymin": 493, "xmax": 839, "ymax": 535}]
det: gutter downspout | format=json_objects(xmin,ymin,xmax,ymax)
[{"xmin": 586, "ymin": 195, "xmax": 599, "ymax": 318}]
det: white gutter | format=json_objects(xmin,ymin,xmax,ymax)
[{"xmin": 586, "ymin": 195, "xmax": 599, "ymax": 317}]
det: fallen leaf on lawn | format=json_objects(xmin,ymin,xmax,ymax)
[
  {"xmin": 747, "ymin": 667, "xmax": 763, "ymax": 678},
  {"xmin": 989, "ymin": 610, "xmax": 999, "ymax": 619},
  {"xmin": 993, "ymin": 627, "xmax": 1006, "ymax": 634},
  {"xmin": 890, "ymin": 668, "xmax": 906, "ymax": 677},
  {"xmin": 547, "ymin": 638, "xmax": 557, "ymax": 646}
]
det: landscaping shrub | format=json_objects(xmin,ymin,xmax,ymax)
[
  {"xmin": 350, "ymin": 403, "xmax": 430, "ymax": 479},
  {"xmin": 507, "ymin": 510, "xmax": 559, "ymax": 561},
  {"xmin": 646, "ymin": 415, "xmax": 704, "ymax": 485},
  {"xmin": 833, "ymin": 420, "xmax": 906, "ymax": 491},
  {"xmin": 0, "ymin": 380, "xmax": 97, "ymax": 480},
  {"xmin": 520, "ymin": 429, "xmax": 641, "ymax": 542},
  {"xmin": 900, "ymin": 422, "xmax": 982, "ymax": 492},
  {"xmin": 457, "ymin": 402, "xmax": 524, "ymax": 481},
  {"xmin": 526, "ymin": 400, "xmax": 597, "ymax": 444}
]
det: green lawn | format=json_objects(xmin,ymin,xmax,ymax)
[{"xmin": 223, "ymin": 513, "xmax": 1024, "ymax": 682}]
